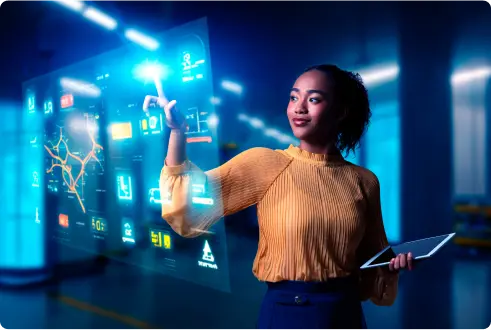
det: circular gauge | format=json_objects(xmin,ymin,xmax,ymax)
[{"xmin": 177, "ymin": 34, "xmax": 207, "ymax": 84}]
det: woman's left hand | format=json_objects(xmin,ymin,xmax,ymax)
[{"xmin": 389, "ymin": 252, "xmax": 414, "ymax": 272}]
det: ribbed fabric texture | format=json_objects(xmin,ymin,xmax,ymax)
[{"xmin": 160, "ymin": 145, "xmax": 398, "ymax": 306}]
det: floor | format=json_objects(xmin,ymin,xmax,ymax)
[{"xmin": 0, "ymin": 231, "xmax": 490, "ymax": 329}]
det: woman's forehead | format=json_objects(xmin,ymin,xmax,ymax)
[{"xmin": 293, "ymin": 70, "xmax": 332, "ymax": 92}]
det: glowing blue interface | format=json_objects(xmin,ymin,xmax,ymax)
[{"xmin": 23, "ymin": 18, "xmax": 230, "ymax": 292}]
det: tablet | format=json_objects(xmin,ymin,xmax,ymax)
[{"xmin": 360, "ymin": 233, "xmax": 455, "ymax": 269}]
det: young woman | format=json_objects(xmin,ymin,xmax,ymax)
[{"xmin": 157, "ymin": 64, "xmax": 413, "ymax": 329}]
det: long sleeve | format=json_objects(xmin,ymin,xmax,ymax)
[
  {"xmin": 357, "ymin": 175, "xmax": 399, "ymax": 306},
  {"xmin": 160, "ymin": 147, "xmax": 291, "ymax": 238}
]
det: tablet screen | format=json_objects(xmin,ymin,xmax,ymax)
[{"xmin": 366, "ymin": 234, "xmax": 453, "ymax": 267}]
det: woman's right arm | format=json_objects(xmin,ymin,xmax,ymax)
[
  {"xmin": 160, "ymin": 145, "xmax": 290, "ymax": 238},
  {"xmin": 165, "ymin": 128, "xmax": 187, "ymax": 166}
]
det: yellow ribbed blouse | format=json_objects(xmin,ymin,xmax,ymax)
[{"xmin": 160, "ymin": 145, "xmax": 398, "ymax": 306}]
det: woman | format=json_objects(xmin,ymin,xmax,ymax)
[{"xmin": 157, "ymin": 64, "xmax": 413, "ymax": 329}]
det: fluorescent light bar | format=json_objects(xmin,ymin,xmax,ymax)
[
  {"xmin": 238, "ymin": 113, "xmax": 249, "ymax": 121},
  {"xmin": 53, "ymin": 0, "xmax": 84, "ymax": 12},
  {"xmin": 359, "ymin": 65, "xmax": 400, "ymax": 86},
  {"xmin": 125, "ymin": 29, "xmax": 160, "ymax": 51},
  {"xmin": 249, "ymin": 118, "xmax": 265, "ymax": 129},
  {"xmin": 451, "ymin": 67, "xmax": 491, "ymax": 86},
  {"xmin": 210, "ymin": 97, "xmax": 222, "ymax": 105},
  {"xmin": 83, "ymin": 7, "xmax": 118, "ymax": 30},
  {"xmin": 60, "ymin": 78, "xmax": 101, "ymax": 97},
  {"xmin": 207, "ymin": 114, "xmax": 219, "ymax": 128},
  {"xmin": 221, "ymin": 80, "xmax": 243, "ymax": 95}
]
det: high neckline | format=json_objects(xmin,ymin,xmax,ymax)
[{"xmin": 285, "ymin": 145, "xmax": 345, "ymax": 165}]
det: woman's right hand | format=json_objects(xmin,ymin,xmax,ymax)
[
  {"xmin": 142, "ymin": 96, "xmax": 186, "ymax": 130},
  {"xmin": 162, "ymin": 99, "xmax": 186, "ymax": 130},
  {"xmin": 142, "ymin": 79, "xmax": 187, "ymax": 166},
  {"xmin": 143, "ymin": 76, "xmax": 186, "ymax": 130}
]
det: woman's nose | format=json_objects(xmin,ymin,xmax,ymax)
[{"xmin": 295, "ymin": 107, "xmax": 308, "ymax": 114}]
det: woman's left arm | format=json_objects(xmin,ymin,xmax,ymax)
[{"xmin": 357, "ymin": 176, "xmax": 399, "ymax": 306}]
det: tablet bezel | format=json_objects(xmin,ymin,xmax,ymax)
[{"xmin": 360, "ymin": 233, "xmax": 456, "ymax": 269}]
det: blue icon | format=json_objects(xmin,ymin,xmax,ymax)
[
  {"xmin": 116, "ymin": 175, "xmax": 132, "ymax": 201},
  {"xmin": 181, "ymin": 53, "xmax": 191, "ymax": 71},
  {"xmin": 198, "ymin": 240, "xmax": 218, "ymax": 270},
  {"xmin": 149, "ymin": 116, "xmax": 158, "ymax": 129},
  {"xmin": 28, "ymin": 95, "xmax": 35, "ymax": 113},
  {"xmin": 32, "ymin": 171, "xmax": 40, "ymax": 187},
  {"xmin": 44, "ymin": 100, "xmax": 53, "ymax": 114},
  {"xmin": 122, "ymin": 219, "xmax": 135, "ymax": 244},
  {"xmin": 149, "ymin": 187, "xmax": 161, "ymax": 205},
  {"xmin": 35, "ymin": 207, "xmax": 40, "ymax": 224}
]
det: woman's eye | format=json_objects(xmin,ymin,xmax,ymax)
[
  {"xmin": 290, "ymin": 95, "xmax": 298, "ymax": 102},
  {"xmin": 309, "ymin": 98, "xmax": 320, "ymax": 104}
]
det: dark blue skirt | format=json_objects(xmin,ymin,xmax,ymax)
[{"xmin": 257, "ymin": 276, "xmax": 367, "ymax": 329}]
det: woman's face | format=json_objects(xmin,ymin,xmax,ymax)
[{"xmin": 287, "ymin": 70, "xmax": 335, "ymax": 142}]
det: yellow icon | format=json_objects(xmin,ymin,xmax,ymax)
[
  {"xmin": 141, "ymin": 119, "xmax": 148, "ymax": 130},
  {"xmin": 151, "ymin": 231, "xmax": 162, "ymax": 248},
  {"xmin": 111, "ymin": 122, "xmax": 132, "ymax": 140},
  {"xmin": 163, "ymin": 234, "xmax": 171, "ymax": 249},
  {"xmin": 92, "ymin": 218, "xmax": 105, "ymax": 232}
]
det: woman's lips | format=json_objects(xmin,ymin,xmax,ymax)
[{"xmin": 292, "ymin": 118, "xmax": 310, "ymax": 127}]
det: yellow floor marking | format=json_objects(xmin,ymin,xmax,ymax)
[{"xmin": 51, "ymin": 294, "xmax": 155, "ymax": 329}]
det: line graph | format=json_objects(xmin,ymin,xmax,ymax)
[{"xmin": 44, "ymin": 116, "xmax": 103, "ymax": 213}]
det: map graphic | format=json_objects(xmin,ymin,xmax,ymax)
[{"xmin": 44, "ymin": 118, "xmax": 104, "ymax": 213}]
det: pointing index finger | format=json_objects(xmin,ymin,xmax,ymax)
[{"xmin": 153, "ymin": 76, "xmax": 168, "ymax": 107}]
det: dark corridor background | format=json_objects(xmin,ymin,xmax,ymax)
[{"xmin": 0, "ymin": 1, "xmax": 490, "ymax": 329}]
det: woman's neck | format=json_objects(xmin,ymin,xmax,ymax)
[{"xmin": 298, "ymin": 140, "xmax": 339, "ymax": 155}]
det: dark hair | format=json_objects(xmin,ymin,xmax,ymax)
[{"xmin": 304, "ymin": 64, "xmax": 371, "ymax": 157}]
